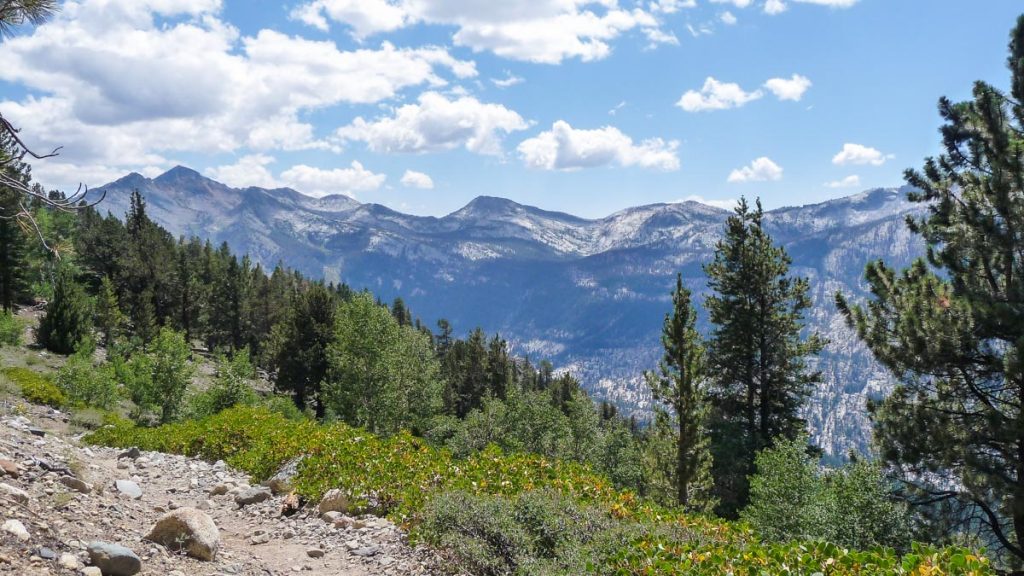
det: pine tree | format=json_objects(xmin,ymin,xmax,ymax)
[
  {"xmin": 94, "ymin": 275, "xmax": 124, "ymax": 348},
  {"xmin": 0, "ymin": 131, "xmax": 30, "ymax": 311},
  {"xmin": 645, "ymin": 273, "xmax": 715, "ymax": 512},
  {"xmin": 38, "ymin": 266, "xmax": 92, "ymax": 354},
  {"xmin": 704, "ymin": 197, "xmax": 824, "ymax": 517},
  {"xmin": 272, "ymin": 283, "xmax": 336, "ymax": 418},
  {"xmin": 836, "ymin": 16, "xmax": 1024, "ymax": 564}
]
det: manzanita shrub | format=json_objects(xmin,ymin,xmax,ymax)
[{"xmin": 85, "ymin": 406, "xmax": 992, "ymax": 575}]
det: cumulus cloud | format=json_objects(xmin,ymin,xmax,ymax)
[
  {"xmin": 720, "ymin": 11, "xmax": 738, "ymax": 25},
  {"xmin": 207, "ymin": 154, "xmax": 280, "ymax": 189},
  {"xmin": 290, "ymin": 0, "xmax": 678, "ymax": 64},
  {"xmin": 763, "ymin": 74, "xmax": 812, "ymax": 101},
  {"xmin": 793, "ymin": 0, "xmax": 859, "ymax": 7},
  {"xmin": 727, "ymin": 157, "xmax": 783, "ymax": 182},
  {"xmin": 492, "ymin": 72, "xmax": 524, "ymax": 88},
  {"xmin": 336, "ymin": 91, "xmax": 529, "ymax": 155},
  {"xmin": 832, "ymin": 143, "xmax": 890, "ymax": 166},
  {"xmin": 764, "ymin": 0, "xmax": 787, "ymax": 14},
  {"xmin": 710, "ymin": 0, "xmax": 753, "ymax": 7},
  {"xmin": 825, "ymin": 175, "xmax": 861, "ymax": 188},
  {"xmin": 0, "ymin": 0, "xmax": 476, "ymax": 190},
  {"xmin": 676, "ymin": 77, "xmax": 763, "ymax": 112},
  {"xmin": 651, "ymin": 0, "xmax": 697, "ymax": 13},
  {"xmin": 280, "ymin": 162, "xmax": 386, "ymax": 198},
  {"xmin": 401, "ymin": 169, "xmax": 435, "ymax": 189},
  {"xmin": 517, "ymin": 120, "xmax": 679, "ymax": 171}
]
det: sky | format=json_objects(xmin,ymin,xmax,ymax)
[{"xmin": 0, "ymin": 0, "xmax": 1020, "ymax": 218}]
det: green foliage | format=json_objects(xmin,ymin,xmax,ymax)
[
  {"xmin": 93, "ymin": 275, "xmax": 124, "ymax": 348},
  {"xmin": 270, "ymin": 282, "xmax": 336, "ymax": 418},
  {"xmin": 835, "ymin": 16, "xmax": 1024, "ymax": 567},
  {"xmin": 0, "ymin": 310, "xmax": 22, "ymax": 346},
  {"xmin": 742, "ymin": 436, "xmax": 910, "ymax": 551},
  {"xmin": 4, "ymin": 367, "xmax": 65, "ymax": 407},
  {"xmin": 645, "ymin": 273, "xmax": 715, "ymax": 513},
  {"xmin": 55, "ymin": 351, "xmax": 120, "ymax": 409},
  {"xmin": 37, "ymin": 266, "xmax": 93, "ymax": 354},
  {"xmin": 704, "ymin": 197, "xmax": 825, "ymax": 517},
  {"xmin": 84, "ymin": 406, "xmax": 991, "ymax": 575},
  {"xmin": 326, "ymin": 292, "xmax": 443, "ymax": 435},
  {"xmin": 186, "ymin": 348, "xmax": 258, "ymax": 419},
  {"xmin": 115, "ymin": 327, "xmax": 194, "ymax": 424}
]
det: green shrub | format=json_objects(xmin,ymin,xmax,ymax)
[
  {"xmin": 0, "ymin": 310, "xmax": 21, "ymax": 346},
  {"xmin": 185, "ymin": 349, "xmax": 258, "ymax": 419},
  {"xmin": 55, "ymin": 352, "xmax": 120, "ymax": 409},
  {"xmin": 259, "ymin": 394, "xmax": 307, "ymax": 421},
  {"xmin": 4, "ymin": 367, "xmax": 66, "ymax": 408}
]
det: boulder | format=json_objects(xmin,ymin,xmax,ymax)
[
  {"xmin": 234, "ymin": 486, "xmax": 272, "ymax": 507},
  {"xmin": 262, "ymin": 456, "xmax": 303, "ymax": 495},
  {"xmin": 87, "ymin": 542, "xmax": 141, "ymax": 576},
  {"xmin": 317, "ymin": 488, "xmax": 350, "ymax": 515},
  {"xmin": 60, "ymin": 475, "xmax": 92, "ymax": 494},
  {"xmin": 0, "ymin": 482, "xmax": 29, "ymax": 505},
  {"xmin": 0, "ymin": 459, "xmax": 20, "ymax": 478},
  {"xmin": 145, "ymin": 507, "xmax": 219, "ymax": 561},
  {"xmin": 114, "ymin": 479, "xmax": 142, "ymax": 499}
]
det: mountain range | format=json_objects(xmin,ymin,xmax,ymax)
[{"xmin": 93, "ymin": 166, "xmax": 924, "ymax": 461}]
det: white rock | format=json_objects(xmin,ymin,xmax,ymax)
[
  {"xmin": 145, "ymin": 507, "xmax": 220, "ymax": 561},
  {"xmin": 2, "ymin": 519, "xmax": 29, "ymax": 541}
]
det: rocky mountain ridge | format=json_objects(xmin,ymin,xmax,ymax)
[{"xmin": 94, "ymin": 167, "xmax": 925, "ymax": 460}]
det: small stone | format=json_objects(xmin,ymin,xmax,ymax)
[
  {"xmin": 0, "ymin": 482, "xmax": 29, "ymax": 504},
  {"xmin": 0, "ymin": 459, "xmax": 20, "ymax": 478},
  {"xmin": 306, "ymin": 548, "xmax": 325, "ymax": 559},
  {"xmin": 145, "ymin": 507, "xmax": 220, "ymax": 561},
  {"xmin": 116, "ymin": 461, "xmax": 129, "ymax": 470},
  {"xmin": 87, "ymin": 542, "xmax": 141, "ymax": 576},
  {"xmin": 37, "ymin": 547, "xmax": 56, "ymax": 560},
  {"xmin": 118, "ymin": 447, "xmax": 141, "ymax": 460},
  {"xmin": 2, "ymin": 519, "xmax": 29, "ymax": 541},
  {"xmin": 234, "ymin": 486, "xmax": 272, "ymax": 507},
  {"xmin": 344, "ymin": 540, "xmax": 360, "ymax": 550},
  {"xmin": 352, "ymin": 546, "xmax": 379, "ymax": 557},
  {"xmin": 28, "ymin": 427, "xmax": 45, "ymax": 437},
  {"xmin": 82, "ymin": 568, "xmax": 103, "ymax": 576},
  {"xmin": 59, "ymin": 553, "xmax": 81, "ymax": 570},
  {"xmin": 208, "ymin": 483, "xmax": 229, "ymax": 496},
  {"xmin": 114, "ymin": 479, "xmax": 142, "ymax": 499},
  {"xmin": 317, "ymin": 488, "xmax": 349, "ymax": 515},
  {"xmin": 60, "ymin": 475, "xmax": 92, "ymax": 494},
  {"xmin": 281, "ymin": 528, "xmax": 296, "ymax": 539},
  {"xmin": 321, "ymin": 511, "xmax": 343, "ymax": 523},
  {"xmin": 249, "ymin": 530, "xmax": 270, "ymax": 545}
]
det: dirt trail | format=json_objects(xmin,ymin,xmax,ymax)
[{"xmin": 0, "ymin": 404, "xmax": 442, "ymax": 575}]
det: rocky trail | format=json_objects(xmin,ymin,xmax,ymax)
[{"xmin": 0, "ymin": 403, "xmax": 444, "ymax": 575}]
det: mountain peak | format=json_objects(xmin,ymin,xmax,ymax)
[{"xmin": 154, "ymin": 165, "xmax": 206, "ymax": 184}]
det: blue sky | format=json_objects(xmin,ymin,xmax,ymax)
[{"xmin": 0, "ymin": 0, "xmax": 1020, "ymax": 218}]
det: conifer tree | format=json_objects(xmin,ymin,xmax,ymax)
[
  {"xmin": 38, "ymin": 266, "xmax": 92, "ymax": 354},
  {"xmin": 704, "ymin": 197, "xmax": 824, "ymax": 516},
  {"xmin": 645, "ymin": 273, "xmax": 715, "ymax": 511},
  {"xmin": 836, "ymin": 16, "xmax": 1024, "ymax": 564},
  {"xmin": 272, "ymin": 283, "xmax": 336, "ymax": 418},
  {"xmin": 94, "ymin": 275, "xmax": 123, "ymax": 348},
  {"xmin": 0, "ymin": 131, "xmax": 29, "ymax": 311}
]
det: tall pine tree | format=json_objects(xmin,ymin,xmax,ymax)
[
  {"xmin": 0, "ymin": 131, "xmax": 29, "ymax": 311},
  {"xmin": 704, "ymin": 197, "xmax": 824, "ymax": 517},
  {"xmin": 644, "ymin": 273, "xmax": 715, "ymax": 512},
  {"xmin": 836, "ymin": 16, "xmax": 1024, "ymax": 565}
]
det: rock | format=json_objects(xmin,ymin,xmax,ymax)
[
  {"xmin": 87, "ymin": 542, "xmax": 141, "ymax": 576},
  {"xmin": 118, "ymin": 447, "xmax": 141, "ymax": 460},
  {"xmin": 281, "ymin": 492, "xmax": 301, "ymax": 516},
  {"xmin": 281, "ymin": 528, "xmax": 296, "ymax": 540},
  {"xmin": 28, "ymin": 427, "xmax": 45, "ymax": 437},
  {"xmin": 306, "ymin": 548, "xmax": 325, "ymax": 558},
  {"xmin": 2, "ymin": 519, "xmax": 29, "ymax": 541},
  {"xmin": 37, "ymin": 547, "xmax": 56, "ymax": 560},
  {"xmin": 0, "ymin": 459, "xmax": 20, "ymax": 478},
  {"xmin": 321, "ymin": 511, "xmax": 343, "ymax": 523},
  {"xmin": 0, "ymin": 482, "xmax": 29, "ymax": 504},
  {"xmin": 59, "ymin": 553, "xmax": 80, "ymax": 570},
  {"xmin": 60, "ymin": 475, "xmax": 92, "ymax": 494},
  {"xmin": 353, "ymin": 546, "xmax": 379, "ymax": 557},
  {"xmin": 249, "ymin": 530, "xmax": 270, "ymax": 545},
  {"xmin": 317, "ymin": 488, "xmax": 350, "ymax": 515},
  {"xmin": 208, "ymin": 483, "xmax": 229, "ymax": 496},
  {"xmin": 144, "ymin": 507, "xmax": 220, "ymax": 561},
  {"xmin": 114, "ymin": 479, "xmax": 142, "ymax": 499},
  {"xmin": 262, "ymin": 456, "xmax": 303, "ymax": 495},
  {"xmin": 82, "ymin": 568, "xmax": 103, "ymax": 576},
  {"xmin": 234, "ymin": 486, "xmax": 272, "ymax": 507}
]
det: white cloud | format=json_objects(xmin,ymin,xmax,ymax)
[
  {"xmin": 763, "ymin": 74, "xmax": 812, "ymax": 101},
  {"xmin": 825, "ymin": 175, "xmax": 860, "ymax": 188},
  {"xmin": 679, "ymin": 195, "xmax": 738, "ymax": 210},
  {"xmin": 720, "ymin": 11, "xmax": 738, "ymax": 25},
  {"xmin": 492, "ymin": 72, "xmax": 524, "ymax": 88},
  {"xmin": 401, "ymin": 169, "xmax": 435, "ymax": 189},
  {"xmin": 677, "ymin": 77, "xmax": 763, "ymax": 112},
  {"xmin": 207, "ymin": 154, "xmax": 280, "ymax": 188},
  {"xmin": 764, "ymin": 0, "xmax": 787, "ymax": 14},
  {"xmin": 727, "ymin": 156, "xmax": 783, "ymax": 182},
  {"xmin": 832, "ymin": 143, "xmax": 890, "ymax": 166},
  {"xmin": 336, "ymin": 92, "xmax": 529, "ymax": 155},
  {"xmin": 291, "ymin": 0, "xmax": 678, "ymax": 64},
  {"xmin": 517, "ymin": 120, "xmax": 679, "ymax": 171},
  {"xmin": 651, "ymin": 0, "xmax": 697, "ymax": 13},
  {"xmin": 280, "ymin": 162, "xmax": 386, "ymax": 198},
  {"xmin": 710, "ymin": 0, "xmax": 753, "ymax": 7},
  {"xmin": 0, "ymin": 0, "xmax": 478, "ymax": 190}
]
